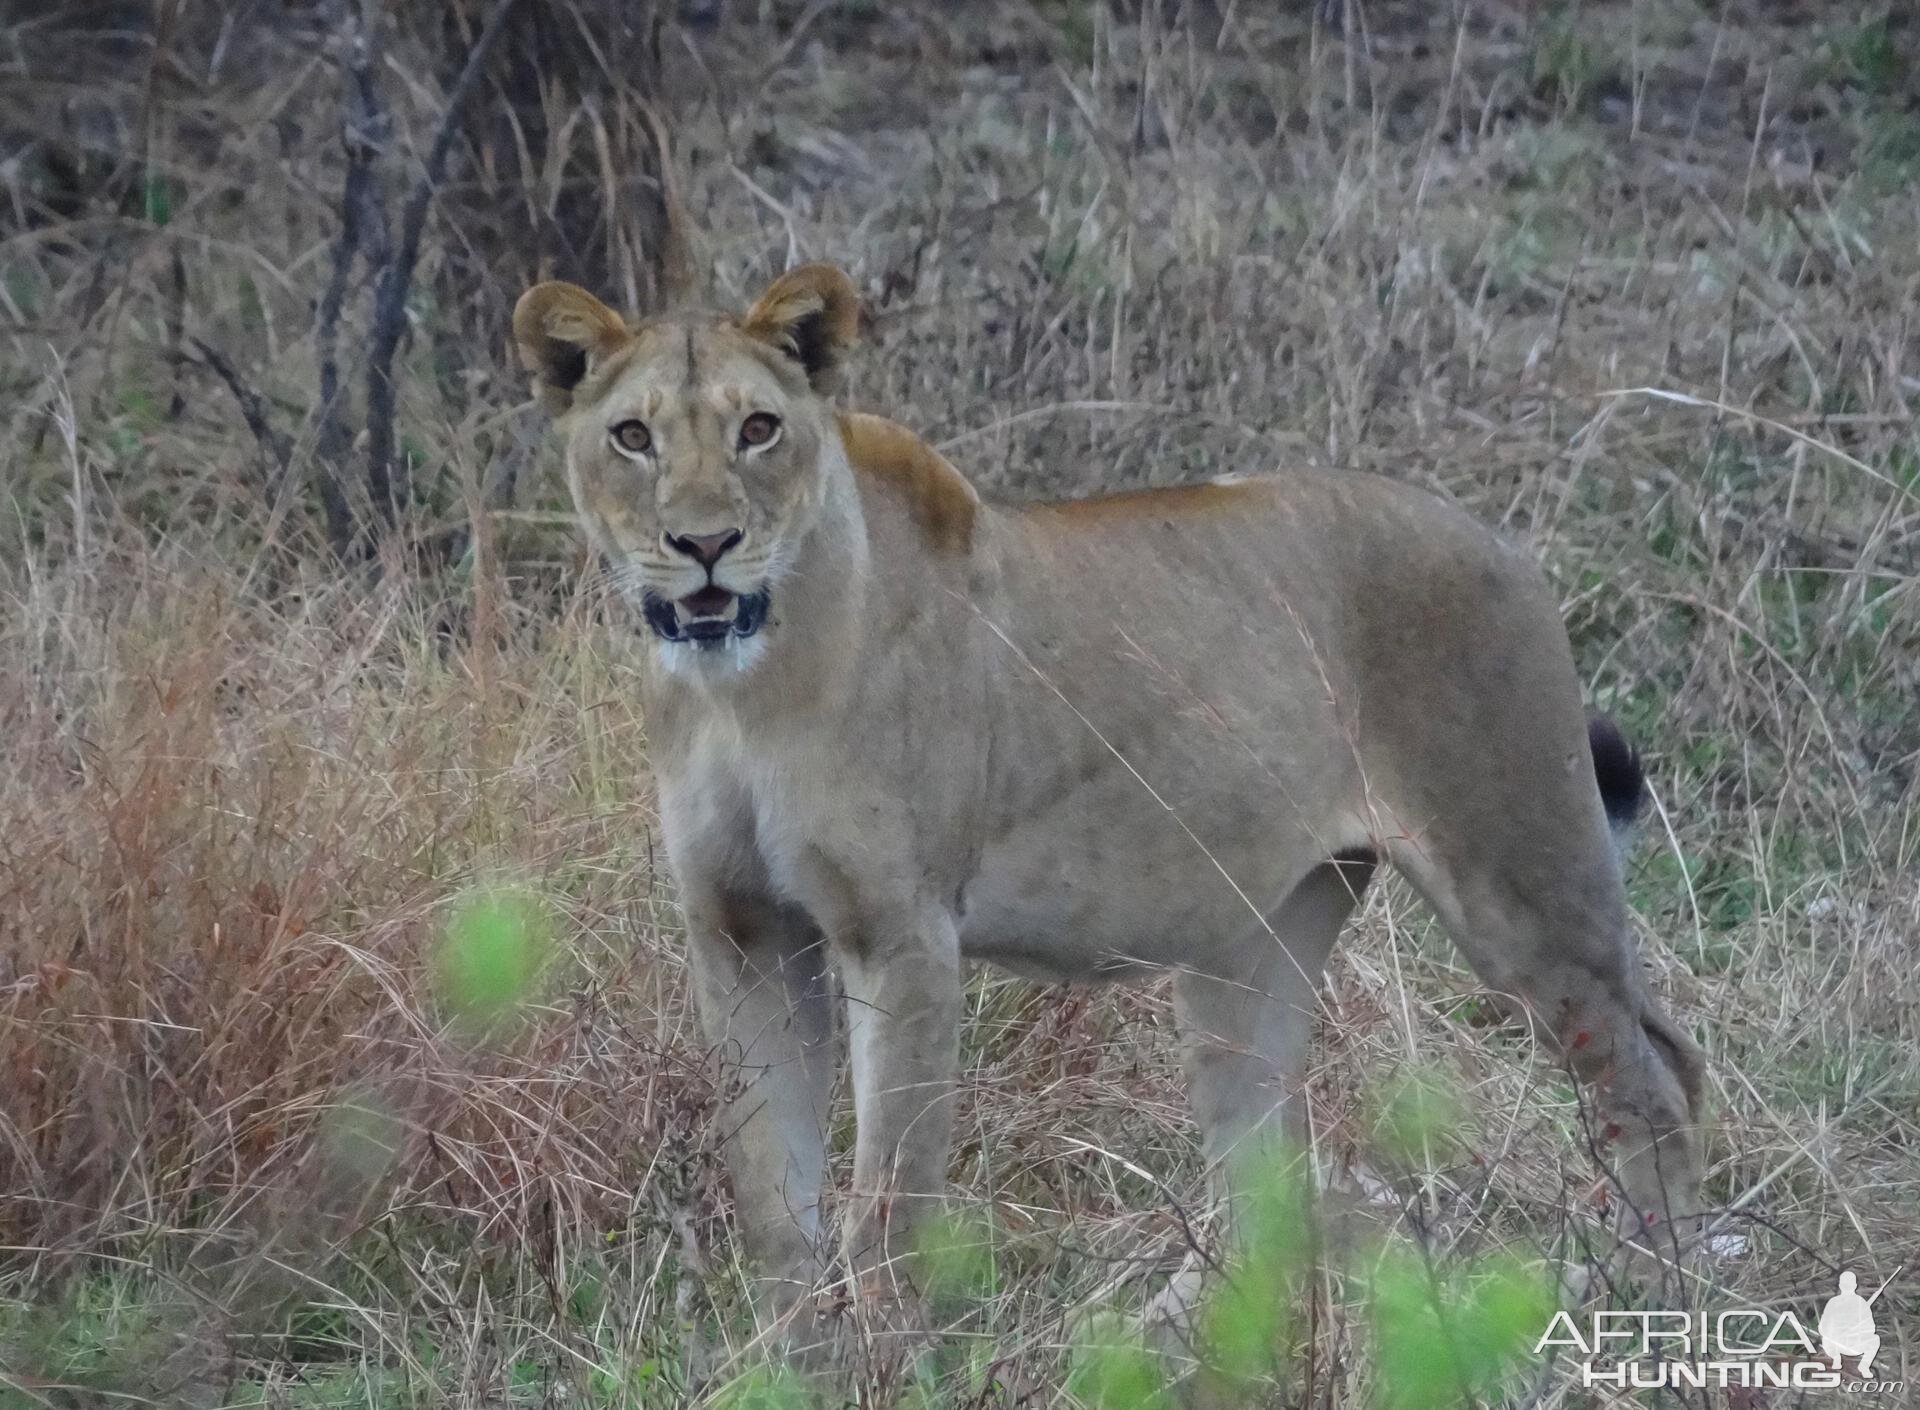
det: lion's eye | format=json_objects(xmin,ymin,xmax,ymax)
[
  {"xmin": 610, "ymin": 420, "xmax": 652, "ymax": 456},
  {"xmin": 739, "ymin": 412, "xmax": 781, "ymax": 450}
]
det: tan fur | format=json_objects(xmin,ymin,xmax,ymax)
[
  {"xmin": 1035, "ymin": 477, "xmax": 1277, "ymax": 523},
  {"xmin": 517, "ymin": 266, "xmax": 1707, "ymax": 1355},
  {"xmin": 835, "ymin": 412, "xmax": 978, "ymax": 553}
]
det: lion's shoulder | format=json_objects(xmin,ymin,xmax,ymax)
[{"xmin": 836, "ymin": 412, "xmax": 979, "ymax": 554}]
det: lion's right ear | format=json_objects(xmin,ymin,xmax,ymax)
[{"xmin": 513, "ymin": 282, "xmax": 631, "ymax": 415}]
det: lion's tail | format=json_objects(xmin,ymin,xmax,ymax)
[{"xmin": 1588, "ymin": 715, "xmax": 1648, "ymax": 834}]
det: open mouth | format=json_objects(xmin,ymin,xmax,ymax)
[{"xmin": 641, "ymin": 585, "xmax": 771, "ymax": 648}]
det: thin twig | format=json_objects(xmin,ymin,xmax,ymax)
[{"xmin": 188, "ymin": 337, "xmax": 294, "ymax": 491}]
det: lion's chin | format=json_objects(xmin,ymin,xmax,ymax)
[{"xmin": 640, "ymin": 585, "xmax": 772, "ymax": 651}]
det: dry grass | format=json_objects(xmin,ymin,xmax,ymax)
[{"xmin": 2, "ymin": 2, "xmax": 1917, "ymax": 1406}]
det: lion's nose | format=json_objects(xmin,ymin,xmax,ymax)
[{"xmin": 663, "ymin": 528, "xmax": 743, "ymax": 568}]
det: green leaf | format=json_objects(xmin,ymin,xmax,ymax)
[{"xmin": 432, "ymin": 885, "xmax": 552, "ymax": 1039}]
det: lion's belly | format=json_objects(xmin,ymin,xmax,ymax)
[{"xmin": 951, "ymin": 780, "xmax": 1309, "ymax": 981}]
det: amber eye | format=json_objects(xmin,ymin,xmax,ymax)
[
  {"xmin": 610, "ymin": 420, "xmax": 652, "ymax": 455},
  {"xmin": 739, "ymin": 412, "xmax": 781, "ymax": 449}
]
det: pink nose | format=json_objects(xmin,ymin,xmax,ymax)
[{"xmin": 663, "ymin": 528, "xmax": 743, "ymax": 568}]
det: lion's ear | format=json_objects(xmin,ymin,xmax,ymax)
[
  {"xmin": 740, "ymin": 263, "xmax": 860, "ymax": 394},
  {"xmin": 513, "ymin": 282, "xmax": 631, "ymax": 414}
]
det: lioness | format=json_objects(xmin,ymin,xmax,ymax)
[{"xmin": 515, "ymin": 264, "xmax": 1705, "ymax": 1344}]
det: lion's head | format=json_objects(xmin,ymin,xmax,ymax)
[{"xmin": 513, "ymin": 264, "xmax": 860, "ymax": 669}]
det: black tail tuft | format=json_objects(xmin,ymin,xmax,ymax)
[{"xmin": 1588, "ymin": 715, "xmax": 1648, "ymax": 831}]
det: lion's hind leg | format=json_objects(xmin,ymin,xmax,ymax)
[{"xmin": 1386, "ymin": 816, "xmax": 1707, "ymax": 1268}]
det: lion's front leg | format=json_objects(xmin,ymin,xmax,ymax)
[
  {"xmin": 682, "ymin": 889, "xmax": 836, "ymax": 1350},
  {"xmin": 833, "ymin": 903, "xmax": 963, "ymax": 1330}
]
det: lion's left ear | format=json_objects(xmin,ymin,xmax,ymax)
[{"xmin": 740, "ymin": 263, "xmax": 861, "ymax": 394}]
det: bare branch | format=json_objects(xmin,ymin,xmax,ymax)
[
  {"xmin": 312, "ymin": 0, "xmax": 388, "ymax": 557},
  {"xmin": 361, "ymin": 0, "xmax": 525, "ymax": 527}
]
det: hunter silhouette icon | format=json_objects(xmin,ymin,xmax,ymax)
[{"xmin": 1819, "ymin": 1271, "xmax": 1880, "ymax": 1375}]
